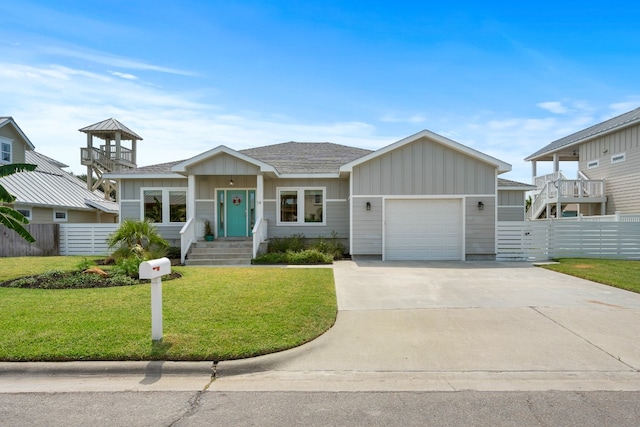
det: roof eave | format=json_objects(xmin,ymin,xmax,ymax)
[
  {"xmin": 0, "ymin": 117, "xmax": 36, "ymax": 150},
  {"xmin": 171, "ymin": 145, "xmax": 278, "ymax": 174},
  {"xmin": 104, "ymin": 172, "xmax": 186, "ymax": 179}
]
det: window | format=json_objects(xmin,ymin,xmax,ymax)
[
  {"xmin": 277, "ymin": 188, "xmax": 325, "ymax": 225},
  {"xmin": 1, "ymin": 140, "xmax": 11, "ymax": 163},
  {"xmin": 611, "ymin": 152, "xmax": 626, "ymax": 164},
  {"xmin": 16, "ymin": 208, "xmax": 31, "ymax": 220},
  {"xmin": 142, "ymin": 188, "xmax": 187, "ymax": 223},
  {"xmin": 53, "ymin": 211, "xmax": 67, "ymax": 222},
  {"xmin": 587, "ymin": 159, "xmax": 599, "ymax": 169}
]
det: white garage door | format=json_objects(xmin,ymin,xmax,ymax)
[{"xmin": 385, "ymin": 199, "xmax": 462, "ymax": 261}]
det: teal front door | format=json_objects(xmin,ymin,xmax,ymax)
[{"xmin": 226, "ymin": 190, "xmax": 247, "ymax": 237}]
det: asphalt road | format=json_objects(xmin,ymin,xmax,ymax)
[{"xmin": 2, "ymin": 390, "xmax": 640, "ymax": 426}]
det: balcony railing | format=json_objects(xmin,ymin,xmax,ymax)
[{"xmin": 81, "ymin": 146, "xmax": 135, "ymax": 171}]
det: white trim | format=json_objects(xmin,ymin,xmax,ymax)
[
  {"xmin": 140, "ymin": 187, "xmax": 188, "ymax": 224},
  {"xmin": 587, "ymin": 159, "xmax": 600, "ymax": 169},
  {"xmin": 498, "ymin": 186, "xmax": 536, "ymax": 191},
  {"xmin": 0, "ymin": 136, "xmax": 12, "ymax": 164},
  {"xmin": 353, "ymin": 194, "xmax": 495, "ymax": 199},
  {"xmin": 16, "ymin": 207, "xmax": 32, "ymax": 220},
  {"xmin": 53, "ymin": 210, "xmax": 68, "ymax": 222},
  {"xmin": 105, "ymin": 172, "xmax": 186, "ymax": 179},
  {"xmin": 194, "ymin": 199, "xmax": 216, "ymax": 203},
  {"xmin": 263, "ymin": 199, "xmax": 277, "ymax": 203},
  {"xmin": 340, "ymin": 129, "xmax": 511, "ymax": 174},
  {"xmin": 326, "ymin": 199, "xmax": 348, "ymax": 202},
  {"xmin": 0, "ymin": 118, "xmax": 35, "ymax": 149},
  {"xmin": 276, "ymin": 187, "xmax": 327, "ymax": 226},
  {"xmin": 611, "ymin": 152, "xmax": 626, "ymax": 164}
]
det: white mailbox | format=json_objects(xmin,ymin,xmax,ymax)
[
  {"xmin": 139, "ymin": 257, "xmax": 171, "ymax": 341},
  {"xmin": 139, "ymin": 257, "xmax": 171, "ymax": 279}
]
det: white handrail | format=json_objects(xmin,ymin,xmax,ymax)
[
  {"xmin": 251, "ymin": 217, "xmax": 268, "ymax": 258},
  {"xmin": 179, "ymin": 217, "xmax": 195, "ymax": 264}
]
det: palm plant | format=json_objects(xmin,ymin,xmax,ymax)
[
  {"xmin": 107, "ymin": 219, "xmax": 169, "ymax": 261},
  {"xmin": 0, "ymin": 163, "xmax": 37, "ymax": 243}
]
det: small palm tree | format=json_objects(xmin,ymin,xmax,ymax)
[
  {"xmin": 0, "ymin": 163, "xmax": 37, "ymax": 243},
  {"xmin": 107, "ymin": 219, "xmax": 169, "ymax": 261}
]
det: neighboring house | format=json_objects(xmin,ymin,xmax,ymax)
[
  {"xmin": 525, "ymin": 107, "xmax": 640, "ymax": 219},
  {"xmin": 0, "ymin": 117, "xmax": 118, "ymax": 224},
  {"xmin": 106, "ymin": 127, "xmax": 529, "ymax": 262},
  {"xmin": 497, "ymin": 178, "xmax": 536, "ymax": 221}
]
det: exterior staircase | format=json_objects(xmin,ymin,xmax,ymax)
[{"xmin": 184, "ymin": 238, "xmax": 253, "ymax": 266}]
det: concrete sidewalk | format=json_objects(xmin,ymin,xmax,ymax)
[{"xmin": 213, "ymin": 260, "xmax": 640, "ymax": 391}]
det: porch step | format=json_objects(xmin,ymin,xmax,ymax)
[{"xmin": 185, "ymin": 238, "xmax": 253, "ymax": 266}]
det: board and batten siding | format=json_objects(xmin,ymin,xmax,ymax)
[
  {"xmin": 0, "ymin": 125, "xmax": 27, "ymax": 164},
  {"xmin": 263, "ymin": 199, "xmax": 350, "ymax": 241},
  {"xmin": 579, "ymin": 123, "xmax": 640, "ymax": 214},
  {"xmin": 352, "ymin": 137, "xmax": 496, "ymax": 196},
  {"xmin": 120, "ymin": 178, "xmax": 188, "ymax": 200},
  {"xmin": 186, "ymin": 153, "xmax": 260, "ymax": 176}
]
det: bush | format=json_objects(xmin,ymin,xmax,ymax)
[
  {"xmin": 253, "ymin": 249, "xmax": 333, "ymax": 265},
  {"xmin": 112, "ymin": 256, "xmax": 144, "ymax": 279},
  {"xmin": 268, "ymin": 234, "xmax": 306, "ymax": 253}
]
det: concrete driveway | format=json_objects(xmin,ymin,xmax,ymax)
[{"xmin": 215, "ymin": 260, "xmax": 640, "ymax": 392}]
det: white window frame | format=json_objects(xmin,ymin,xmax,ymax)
[
  {"xmin": 611, "ymin": 152, "xmax": 626, "ymax": 164},
  {"xmin": 16, "ymin": 208, "xmax": 32, "ymax": 220},
  {"xmin": 140, "ymin": 187, "xmax": 188, "ymax": 224},
  {"xmin": 276, "ymin": 187, "xmax": 326, "ymax": 226},
  {"xmin": 0, "ymin": 137, "xmax": 12, "ymax": 164},
  {"xmin": 587, "ymin": 159, "xmax": 599, "ymax": 169},
  {"xmin": 53, "ymin": 210, "xmax": 68, "ymax": 222}
]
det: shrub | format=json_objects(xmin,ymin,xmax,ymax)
[
  {"xmin": 112, "ymin": 256, "xmax": 144, "ymax": 279},
  {"xmin": 75, "ymin": 258, "xmax": 95, "ymax": 271},
  {"xmin": 253, "ymin": 249, "xmax": 333, "ymax": 265},
  {"xmin": 268, "ymin": 234, "xmax": 306, "ymax": 253}
]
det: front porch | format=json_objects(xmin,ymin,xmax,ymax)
[{"xmin": 528, "ymin": 171, "xmax": 606, "ymax": 219}]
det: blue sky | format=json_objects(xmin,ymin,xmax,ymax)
[{"xmin": 1, "ymin": 1, "xmax": 639, "ymax": 183}]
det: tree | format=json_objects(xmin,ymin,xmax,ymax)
[{"xmin": 0, "ymin": 163, "xmax": 37, "ymax": 243}]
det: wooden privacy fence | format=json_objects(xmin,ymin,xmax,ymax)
[
  {"xmin": 0, "ymin": 224, "xmax": 59, "ymax": 256},
  {"xmin": 497, "ymin": 221, "xmax": 640, "ymax": 261},
  {"xmin": 59, "ymin": 223, "xmax": 118, "ymax": 256}
]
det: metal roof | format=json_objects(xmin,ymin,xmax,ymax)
[
  {"xmin": 0, "ymin": 151, "xmax": 119, "ymax": 213},
  {"xmin": 240, "ymin": 142, "xmax": 372, "ymax": 174},
  {"xmin": 78, "ymin": 118, "xmax": 143, "ymax": 141},
  {"xmin": 525, "ymin": 107, "xmax": 640, "ymax": 161}
]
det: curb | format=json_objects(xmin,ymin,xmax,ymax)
[{"xmin": 0, "ymin": 361, "xmax": 215, "ymax": 377}]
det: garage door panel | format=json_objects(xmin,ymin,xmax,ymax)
[{"xmin": 385, "ymin": 199, "xmax": 462, "ymax": 260}]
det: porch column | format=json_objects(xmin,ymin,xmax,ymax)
[
  {"xmin": 188, "ymin": 174, "xmax": 196, "ymax": 220},
  {"xmin": 256, "ymin": 173, "xmax": 264, "ymax": 220},
  {"xmin": 553, "ymin": 153, "xmax": 560, "ymax": 173},
  {"xmin": 86, "ymin": 133, "xmax": 93, "ymax": 191},
  {"xmin": 531, "ymin": 160, "xmax": 537, "ymax": 183}
]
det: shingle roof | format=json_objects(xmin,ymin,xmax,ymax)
[
  {"xmin": 240, "ymin": 142, "xmax": 372, "ymax": 174},
  {"xmin": 0, "ymin": 151, "xmax": 118, "ymax": 213},
  {"xmin": 79, "ymin": 118, "xmax": 143, "ymax": 141},
  {"xmin": 525, "ymin": 107, "xmax": 640, "ymax": 160},
  {"xmin": 497, "ymin": 178, "xmax": 535, "ymax": 189}
]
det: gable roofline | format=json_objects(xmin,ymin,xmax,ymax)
[
  {"xmin": 525, "ymin": 106, "xmax": 640, "ymax": 161},
  {"xmin": 0, "ymin": 117, "xmax": 36, "ymax": 150},
  {"xmin": 171, "ymin": 145, "xmax": 278, "ymax": 174},
  {"xmin": 79, "ymin": 118, "xmax": 143, "ymax": 141},
  {"xmin": 339, "ymin": 129, "xmax": 511, "ymax": 173}
]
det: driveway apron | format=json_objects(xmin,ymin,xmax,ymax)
[{"xmin": 215, "ymin": 260, "xmax": 640, "ymax": 391}]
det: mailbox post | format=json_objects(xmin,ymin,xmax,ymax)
[{"xmin": 139, "ymin": 257, "xmax": 171, "ymax": 341}]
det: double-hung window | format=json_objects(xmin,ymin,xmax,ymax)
[
  {"xmin": 0, "ymin": 139, "xmax": 11, "ymax": 163},
  {"xmin": 142, "ymin": 188, "xmax": 187, "ymax": 223},
  {"xmin": 277, "ymin": 188, "xmax": 325, "ymax": 225}
]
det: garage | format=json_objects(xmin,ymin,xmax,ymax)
[{"xmin": 385, "ymin": 199, "xmax": 463, "ymax": 261}]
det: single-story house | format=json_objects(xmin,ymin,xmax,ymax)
[
  {"xmin": 106, "ymin": 127, "xmax": 530, "ymax": 263},
  {"xmin": 525, "ymin": 106, "xmax": 640, "ymax": 219},
  {"xmin": 0, "ymin": 117, "xmax": 118, "ymax": 224}
]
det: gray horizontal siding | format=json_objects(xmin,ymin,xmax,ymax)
[
  {"xmin": 120, "ymin": 201, "xmax": 140, "ymax": 220},
  {"xmin": 120, "ymin": 178, "xmax": 187, "ymax": 200},
  {"xmin": 580, "ymin": 123, "xmax": 640, "ymax": 214},
  {"xmin": 498, "ymin": 206, "xmax": 525, "ymax": 221},
  {"xmin": 465, "ymin": 197, "xmax": 496, "ymax": 255},
  {"xmin": 263, "ymin": 177, "xmax": 349, "ymax": 200},
  {"xmin": 351, "ymin": 197, "xmax": 383, "ymax": 255},
  {"xmin": 264, "ymin": 200, "xmax": 349, "ymax": 240}
]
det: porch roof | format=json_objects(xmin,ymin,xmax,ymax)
[{"xmin": 525, "ymin": 106, "xmax": 640, "ymax": 162}]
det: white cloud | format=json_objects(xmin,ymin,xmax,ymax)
[
  {"xmin": 110, "ymin": 71, "xmax": 138, "ymax": 80},
  {"xmin": 537, "ymin": 101, "xmax": 568, "ymax": 114}
]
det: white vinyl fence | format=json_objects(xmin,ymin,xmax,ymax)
[
  {"xmin": 497, "ymin": 220, "xmax": 640, "ymax": 261},
  {"xmin": 59, "ymin": 223, "xmax": 118, "ymax": 256}
]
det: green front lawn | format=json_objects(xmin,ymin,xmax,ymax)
[
  {"xmin": 0, "ymin": 257, "xmax": 336, "ymax": 361},
  {"xmin": 539, "ymin": 258, "xmax": 640, "ymax": 293}
]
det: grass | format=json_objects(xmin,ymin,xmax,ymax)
[
  {"xmin": 0, "ymin": 257, "xmax": 336, "ymax": 361},
  {"xmin": 539, "ymin": 258, "xmax": 640, "ymax": 293}
]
